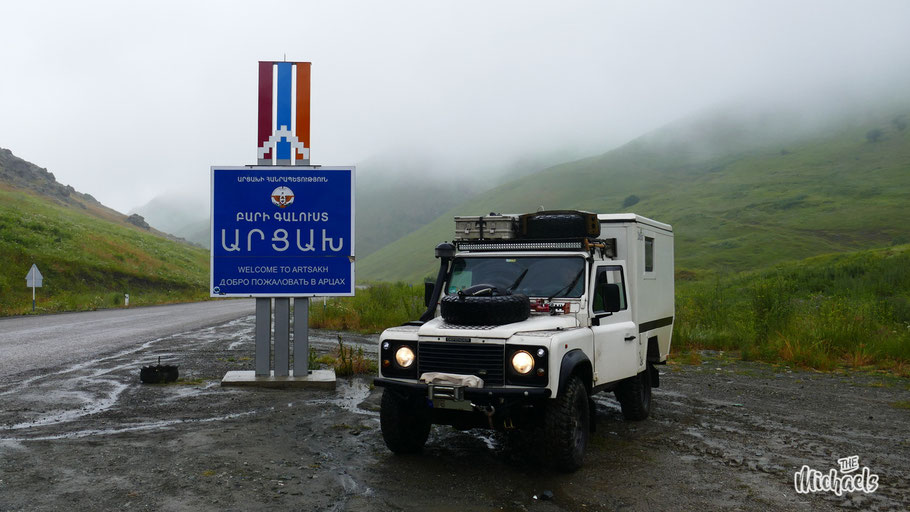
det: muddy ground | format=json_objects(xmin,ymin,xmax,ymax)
[{"xmin": 1, "ymin": 314, "xmax": 908, "ymax": 511}]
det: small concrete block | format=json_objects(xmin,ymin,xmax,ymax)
[{"xmin": 220, "ymin": 369, "xmax": 336, "ymax": 390}]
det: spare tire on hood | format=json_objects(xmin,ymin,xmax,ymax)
[{"xmin": 440, "ymin": 284, "xmax": 530, "ymax": 326}]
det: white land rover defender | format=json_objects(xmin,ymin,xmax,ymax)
[{"xmin": 374, "ymin": 210, "xmax": 674, "ymax": 471}]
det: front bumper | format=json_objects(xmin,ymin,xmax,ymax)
[
  {"xmin": 374, "ymin": 377, "xmax": 551, "ymax": 401},
  {"xmin": 375, "ymin": 377, "xmax": 551, "ymax": 430}
]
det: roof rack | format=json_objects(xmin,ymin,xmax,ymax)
[
  {"xmin": 455, "ymin": 237, "xmax": 616, "ymax": 258},
  {"xmin": 454, "ymin": 210, "xmax": 601, "ymax": 242}
]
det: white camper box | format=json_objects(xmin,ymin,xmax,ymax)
[{"xmin": 598, "ymin": 214, "xmax": 674, "ymax": 360}]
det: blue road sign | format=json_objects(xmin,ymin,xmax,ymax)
[{"xmin": 210, "ymin": 166, "xmax": 355, "ymax": 297}]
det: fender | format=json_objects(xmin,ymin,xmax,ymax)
[{"xmin": 557, "ymin": 349, "xmax": 593, "ymax": 397}]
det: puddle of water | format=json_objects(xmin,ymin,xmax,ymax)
[
  {"xmin": 161, "ymin": 382, "xmax": 223, "ymax": 403},
  {"xmin": 0, "ymin": 439, "xmax": 26, "ymax": 451},
  {"xmin": 5, "ymin": 379, "xmax": 129, "ymax": 431},
  {"xmin": 592, "ymin": 395, "xmax": 623, "ymax": 411},
  {"xmin": 0, "ymin": 317, "xmax": 379, "ymax": 442},
  {"xmin": 0, "ymin": 318, "xmax": 256, "ymax": 437},
  {"xmin": 472, "ymin": 431, "xmax": 499, "ymax": 450},
  {"xmin": 228, "ymin": 339, "xmax": 248, "ymax": 350},
  {"xmin": 305, "ymin": 379, "xmax": 377, "ymax": 418},
  {"xmin": 2, "ymin": 411, "xmax": 257, "ymax": 442}
]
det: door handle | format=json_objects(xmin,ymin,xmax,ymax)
[{"xmin": 624, "ymin": 335, "xmax": 636, "ymax": 341}]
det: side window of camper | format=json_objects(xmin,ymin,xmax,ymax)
[
  {"xmin": 592, "ymin": 266, "xmax": 627, "ymax": 313},
  {"xmin": 644, "ymin": 236, "xmax": 655, "ymax": 274}
]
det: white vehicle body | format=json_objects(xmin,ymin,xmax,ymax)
[{"xmin": 375, "ymin": 210, "xmax": 674, "ymax": 470}]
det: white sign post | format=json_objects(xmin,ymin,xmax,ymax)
[{"xmin": 25, "ymin": 264, "xmax": 43, "ymax": 311}]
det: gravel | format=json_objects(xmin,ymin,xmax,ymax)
[{"xmin": 1, "ymin": 316, "xmax": 908, "ymax": 511}]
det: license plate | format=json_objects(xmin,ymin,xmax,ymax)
[{"xmin": 432, "ymin": 398, "xmax": 473, "ymax": 411}]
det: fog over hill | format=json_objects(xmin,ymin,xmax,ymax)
[
  {"xmin": 131, "ymin": 146, "xmax": 587, "ymax": 257},
  {"xmin": 133, "ymin": 86, "xmax": 910, "ymax": 262},
  {"xmin": 357, "ymin": 95, "xmax": 910, "ymax": 283},
  {"xmin": 130, "ymin": 194, "xmax": 210, "ymax": 249},
  {"xmin": 5, "ymin": 2, "xmax": 910, "ymax": 215}
]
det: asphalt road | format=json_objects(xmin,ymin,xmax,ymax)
[{"xmin": 0, "ymin": 300, "xmax": 255, "ymax": 379}]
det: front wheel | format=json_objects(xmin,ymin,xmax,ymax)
[
  {"xmin": 543, "ymin": 375, "xmax": 589, "ymax": 472},
  {"xmin": 615, "ymin": 365, "xmax": 652, "ymax": 421},
  {"xmin": 379, "ymin": 390, "xmax": 431, "ymax": 454}
]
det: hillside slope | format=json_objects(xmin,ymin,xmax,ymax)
[
  {"xmin": 130, "ymin": 194, "xmax": 210, "ymax": 248},
  {"xmin": 0, "ymin": 149, "xmax": 209, "ymax": 315},
  {"xmin": 675, "ymin": 243, "xmax": 910, "ymax": 370},
  {"xmin": 358, "ymin": 107, "xmax": 910, "ymax": 283}
]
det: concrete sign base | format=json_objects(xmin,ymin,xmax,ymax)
[{"xmin": 220, "ymin": 369, "xmax": 336, "ymax": 390}]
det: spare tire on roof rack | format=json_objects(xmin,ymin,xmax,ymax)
[
  {"xmin": 519, "ymin": 210, "xmax": 600, "ymax": 239},
  {"xmin": 440, "ymin": 284, "xmax": 531, "ymax": 326}
]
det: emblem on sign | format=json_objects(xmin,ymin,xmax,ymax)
[{"xmin": 271, "ymin": 186, "xmax": 295, "ymax": 208}]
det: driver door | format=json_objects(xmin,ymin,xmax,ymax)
[{"xmin": 590, "ymin": 264, "xmax": 639, "ymax": 385}]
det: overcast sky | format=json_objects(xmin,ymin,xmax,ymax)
[{"xmin": 2, "ymin": 0, "xmax": 909, "ymax": 213}]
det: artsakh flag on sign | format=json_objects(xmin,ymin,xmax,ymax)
[{"xmin": 257, "ymin": 61, "xmax": 311, "ymax": 164}]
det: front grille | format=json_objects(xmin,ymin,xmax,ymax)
[{"xmin": 418, "ymin": 342, "xmax": 505, "ymax": 386}]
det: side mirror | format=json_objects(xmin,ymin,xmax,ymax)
[{"xmin": 424, "ymin": 282, "xmax": 436, "ymax": 308}]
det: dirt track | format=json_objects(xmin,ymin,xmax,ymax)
[{"xmin": 1, "ymin": 314, "xmax": 908, "ymax": 511}]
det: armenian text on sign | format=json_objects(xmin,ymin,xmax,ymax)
[{"xmin": 210, "ymin": 166, "xmax": 354, "ymax": 297}]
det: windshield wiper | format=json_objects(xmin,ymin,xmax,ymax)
[
  {"xmin": 507, "ymin": 269, "xmax": 529, "ymax": 292},
  {"xmin": 548, "ymin": 268, "xmax": 585, "ymax": 301}
]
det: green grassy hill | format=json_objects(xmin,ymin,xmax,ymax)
[
  {"xmin": 0, "ymin": 152, "xmax": 210, "ymax": 315},
  {"xmin": 358, "ymin": 107, "xmax": 910, "ymax": 283},
  {"xmin": 675, "ymin": 243, "xmax": 910, "ymax": 373}
]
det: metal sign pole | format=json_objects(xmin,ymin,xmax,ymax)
[
  {"xmin": 274, "ymin": 298, "xmax": 290, "ymax": 376},
  {"xmin": 255, "ymin": 298, "xmax": 271, "ymax": 376},
  {"xmin": 293, "ymin": 298, "xmax": 309, "ymax": 376}
]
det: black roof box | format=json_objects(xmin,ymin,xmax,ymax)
[{"xmin": 518, "ymin": 210, "xmax": 600, "ymax": 239}]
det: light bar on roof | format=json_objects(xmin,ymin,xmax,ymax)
[{"xmin": 456, "ymin": 241, "xmax": 586, "ymax": 251}]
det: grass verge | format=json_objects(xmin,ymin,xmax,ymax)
[
  {"xmin": 310, "ymin": 336, "xmax": 378, "ymax": 376},
  {"xmin": 674, "ymin": 245, "xmax": 910, "ymax": 375},
  {"xmin": 313, "ymin": 246, "xmax": 910, "ymax": 376},
  {"xmin": 308, "ymin": 282, "xmax": 424, "ymax": 333},
  {"xmin": 0, "ymin": 186, "xmax": 209, "ymax": 316}
]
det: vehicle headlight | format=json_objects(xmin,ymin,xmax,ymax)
[
  {"xmin": 511, "ymin": 350, "xmax": 534, "ymax": 375},
  {"xmin": 395, "ymin": 346, "xmax": 415, "ymax": 368}
]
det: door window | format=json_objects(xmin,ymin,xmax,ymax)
[{"xmin": 592, "ymin": 266, "xmax": 627, "ymax": 313}]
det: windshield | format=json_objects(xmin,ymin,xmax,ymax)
[{"xmin": 447, "ymin": 256, "xmax": 586, "ymax": 298}]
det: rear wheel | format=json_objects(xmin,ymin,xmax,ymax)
[
  {"xmin": 543, "ymin": 376, "xmax": 589, "ymax": 472},
  {"xmin": 615, "ymin": 365, "xmax": 652, "ymax": 421},
  {"xmin": 380, "ymin": 390, "xmax": 431, "ymax": 454}
]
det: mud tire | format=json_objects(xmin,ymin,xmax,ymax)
[
  {"xmin": 543, "ymin": 375, "xmax": 589, "ymax": 472},
  {"xmin": 615, "ymin": 365, "xmax": 652, "ymax": 421},
  {"xmin": 440, "ymin": 287, "xmax": 530, "ymax": 326},
  {"xmin": 380, "ymin": 390, "xmax": 431, "ymax": 454}
]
